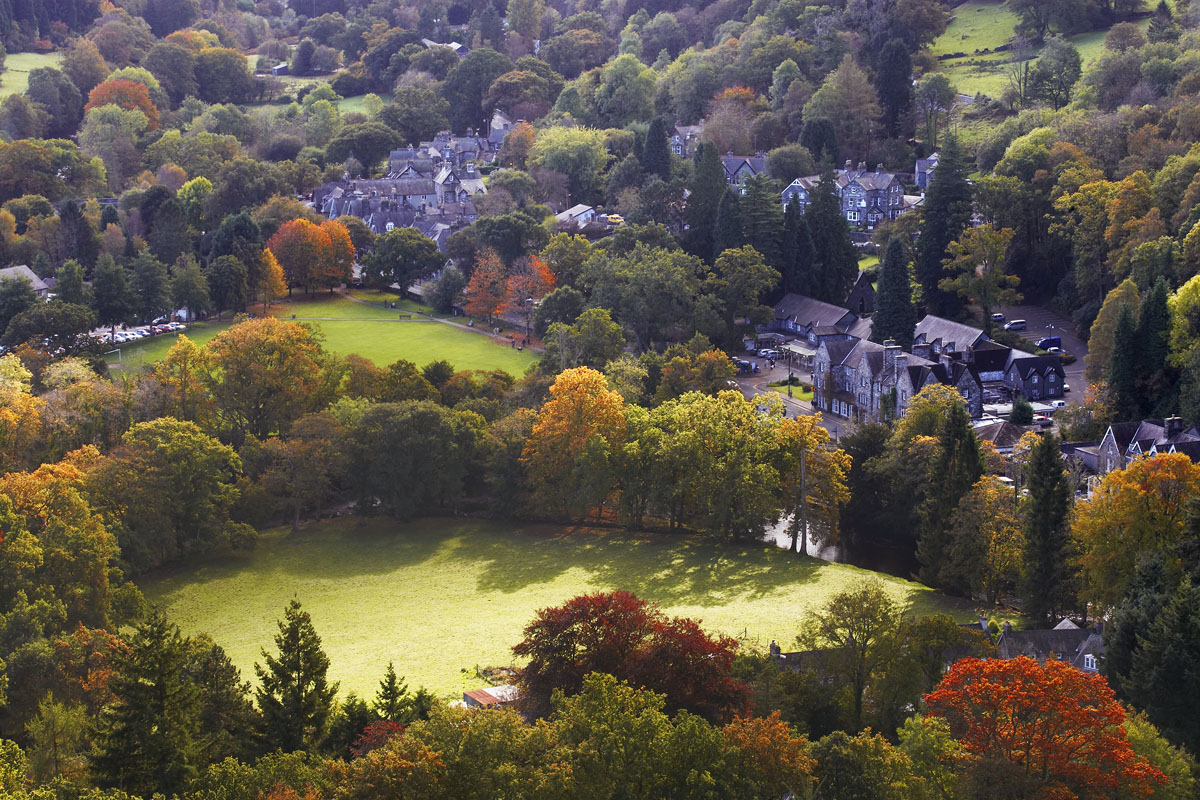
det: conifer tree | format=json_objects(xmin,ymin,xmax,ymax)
[
  {"xmin": 374, "ymin": 661, "xmax": 411, "ymax": 722},
  {"xmin": 255, "ymin": 600, "xmax": 339, "ymax": 753},
  {"xmin": 55, "ymin": 259, "xmax": 90, "ymax": 306},
  {"xmin": 807, "ymin": 173, "xmax": 858, "ymax": 303},
  {"xmin": 800, "ymin": 117, "xmax": 838, "ymax": 168},
  {"xmin": 875, "ymin": 40, "xmax": 913, "ymax": 138},
  {"xmin": 713, "ymin": 187, "xmax": 743, "ymax": 260},
  {"xmin": 1109, "ymin": 304, "xmax": 1139, "ymax": 420},
  {"xmin": 1021, "ymin": 433, "xmax": 1074, "ymax": 625},
  {"xmin": 871, "ymin": 239, "xmax": 917, "ymax": 349},
  {"xmin": 685, "ymin": 142, "xmax": 726, "ymax": 262},
  {"xmin": 915, "ymin": 134, "xmax": 972, "ymax": 317},
  {"xmin": 640, "ymin": 116, "xmax": 672, "ymax": 181},
  {"xmin": 94, "ymin": 611, "xmax": 201, "ymax": 797},
  {"xmin": 1136, "ymin": 277, "xmax": 1172, "ymax": 415},
  {"xmin": 780, "ymin": 201, "xmax": 815, "ymax": 297},
  {"xmin": 739, "ymin": 174, "xmax": 783, "ymax": 270},
  {"xmin": 918, "ymin": 402, "xmax": 984, "ymax": 588}
]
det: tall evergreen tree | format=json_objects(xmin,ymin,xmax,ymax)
[
  {"xmin": 1109, "ymin": 304, "xmax": 1139, "ymax": 420},
  {"xmin": 640, "ymin": 116, "xmax": 672, "ymax": 181},
  {"xmin": 131, "ymin": 252, "xmax": 170, "ymax": 323},
  {"xmin": 55, "ymin": 259, "xmax": 89, "ymax": 306},
  {"xmin": 1021, "ymin": 433, "xmax": 1075, "ymax": 625},
  {"xmin": 915, "ymin": 134, "xmax": 972, "ymax": 317},
  {"xmin": 93, "ymin": 612, "xmax": 202, "ymax": 797},
  {"xmin": 917, "ymin": 402, "xmax": 984, "ymax": 588},
  {"xmin": 58, "ymin": 199, "xmax": 99, "ymax": 268},
  {"xmin": 800, "ymin": 117, "xmax": 839, "ymax": 168},
  {"xmin": 807, "ymin": 173, "xmax": 858, "ymax": 303},
  {"xmin": 871, "ymin": 239, "xmax": 917, "ymax": 349},
  {"xmin": 874, "ymin": 40, "xmax": 913, "ymax": 138},
  {"xmin": 780, "ymin": 201, "xmax": 815, "ymax": 297},
  {"xmin": 187, "ymin": 639, "xmax": 258, "ymax": 763},
  {"xmin": 255, "ymin": 600, "xmax": 339, "ymax": 753},
  {"xmin": 374, "ymin": 661, "xmax": 411, "ymax": 722},
  {"xmin": 712, "ymin": 187, "xmax": 743, "ymax": 260},
  {"xmin": 685, "ymin": 142, "xmax": 726, "ymax": 262},
  {"xmin": 91, "ymin": 253, "xmax": 134, "ymax": 337},
  {"xmin": 1136, "ymin": 277, "xmax": 1172, "ymax": 415},
  {"xmin": 739, "ymin": 174, "xmax": 783, "ymax": 270}
]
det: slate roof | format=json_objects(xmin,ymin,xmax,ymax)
[
  {"xmin": 774, "ymin": 293, "xmax": 856, "ymax": 330},
  {"xmin": 975, "ymin": 419, "xmax": 1030, "ymax": 449},
  {"xmin": 914, "ymin": 314, "xmax": 988, "ymax": 351},
  {"xmin": 1006, "ymin": 353, "xmax": 1064, "ymax": 379},
  {"xmin": 0, "ymin": 265, "xmax": 48, "ymax": 294},
  {"xmin": 971, "ymin": 340, "xmax": 1011, "ymax": 374}
]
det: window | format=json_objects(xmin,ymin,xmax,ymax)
[
  {"xmin": 1032, "ymin": 375, "xmax": 1039, "ymax": 384},
  {"xmin": 1083, "ymin": 654, "xmax": 1097, "ymax": 671}
]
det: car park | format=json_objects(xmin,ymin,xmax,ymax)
[
  {"xmin": 1003, "ymin": 319, "xmax": 1027, "ymax": 331},
  {"xmin": 1035, "ymin": 336, "xmax": 1061, "ymax": 349}
]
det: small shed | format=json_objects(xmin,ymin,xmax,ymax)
[
  {"xmin": 271, "ymin": 63, "xmax": 290, "ymax": 77},
  {"xmin": 462, "ymin": 684, "xmax": 520, "ymax": 709},
  {"xmin": 554, "ymin": 204, "xmax": 597, "ymax": 226}
]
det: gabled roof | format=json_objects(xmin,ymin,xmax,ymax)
[
  {"xmin": 914, "ymin": 314, "xmax": 988, "ymax": 351},
  {"xmin": 971, "ymin": 340, "xmax": 1010, "ymax": 373},
  {"xmin": 822, "ymin": 338, "xmax": 858, "ymax": 366},
  {"xmin": 774, "ymin": 293, "xmax": 856, "ymax": 331},
  {"xmin": 995, "ymin": 627, "xmax": 1097, "ymax": 662},
  {"xmin": 0, "ymin": 265, "xmax": 48, "ymax": 294},
  {"xmin": 721, "ymin": 155, "xmax": 765, "ymax": 176},
  {"xmin": 1006, "ymin": 353, "xmax": 1065, "ymax": 378},
  {"xmin": 975, "ymin": 419, "xmax": 1029, "ymax": 449}
]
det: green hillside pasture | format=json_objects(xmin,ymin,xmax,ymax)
[
  {"xmin": 140, "ymin": 518, "xmax": 973, "ymax": 698},
  {"xmin": 0, "ymin": 52, "xmax": 64, "ymax": 98},
  {"xmin": 108, "ymin": 295, "xmax": 537, "ymax": 375},
  {"xmin": 933, "ymin": 0, "xmax": 1019, "ymax": 57}
]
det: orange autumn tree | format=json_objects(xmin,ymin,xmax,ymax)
[
  {"xmin": 267, "ymin": 219, "xmax": 333, "ymax": 295},
  {"xmin": 503, "ymin": 255, "xmax": 555, "ymax": 337},
  {"xmin": 924, "ymin": 656, "xmax": 1166, "ymax": 799},
  {"xmin": 319, "ymin": 219, "xmax": 355, "ymax": 291},
  {"xmin": 723, "ymin": 712, "xmax": 815, "ymax": 798},
  {"xmin": 521, "ymin": 367, "xmax": 627, "ymax": 519},
  {"xmin": 258, "ymin": 248, "xmax": 288, "ymax": 311},
  {"xmin": 463, "ymin": 248, "xmax": 508, "ymax": 323},
  {"xmin": 85, "ymin": 80, "xmax": 159, "ymax": 129}
]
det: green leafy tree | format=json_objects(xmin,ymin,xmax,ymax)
[
  {"xmin": 25, "ymin": 694, "xmax": 87, "ymax": 783},
  {"xmin": 364, "ymin": 228, "xmax": 444, "ymax": 291},
  {"xmin": 130, "ymin": 252, "xmax": 170, "ymax": 323},
  {"xmin": 171, "ymin": 254, "xmax": 210, "ymax": 324},
  {"xmin": 872, "ymin": 239, "xmax": 917, "ymax": 349},
  {"xmin": 256, "ymin": 600, "xmax": 339, "ymax": 753},
  {"xmin": 93, "ymin": 611, "xmax": 202, "ymax": 796},
  {"xmin": 325, "ymin": 122, "xmax": 402, "ymax": 175},
  {"xmin": 939, "ymin": 225, "xmax": 1021, "ymax": 333},
  {"xmin": 90, "ymin": 254, "xmax": 134, "ymax": 337},
  {"xmin": 443, "ymin": 48, "xmax": 515, "ymax": 133},
  {"xmin": 0, "ymin": 275, "xmax": 37, "ymax": 334},
  {"xmin": 55, "ymin": 259, "xmax": 89, "ymax": 306},
  {"xmin": 1010, "ymin": 395, "xmax": 1034, "ymax": 424},
  {"xmin": 528, "ymin": 126, "xmax": 611, "ymax": 205},
  {"xmin": 1030, "ymin": 37, "xmax": 1082, "ymax": 110}
]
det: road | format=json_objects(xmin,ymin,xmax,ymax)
[
  {"xmin": 732, "ymin": 358, "xmax": 851, "ymax": 441},
  {"xmin": 996, "ymin": 304, "xmax": 1087, "ymax": 392}
]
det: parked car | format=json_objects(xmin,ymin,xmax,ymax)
[
  {"xmin": 1035, "ymin": 336, "xmax": 1061, "ymax": 349},
  {"xmin": 1063, "ymin": 382, "xmax": 1071, "ymax": 393},
  {"xmin": 1046, "ymin": 346, "xmax": 1063, "ymax": 354},
  {"xmin": 1032, "ymin": 414, "xmax": 1053, "ymax": 427},
  {"xmin": 606, "ymin": 214, "xmax": 625, "ymax": 225},
  {"xmin": 1051, "ymin": 400, "xmax": 1067, "ymax": 410},
  {"xmin": 758, "ymin": 349, "xmax": 782, "ymax": 359},
  {"xmin": 1003, "ymin": 319, "xmax": 1027, "ymax": 331},
  {"xmin": 735, "ymin": 359, "xmax": 753, "ymax": 373},
  {"xmin": 991, "ymin": 312, "xmax": 1005, "ymax": 323}
]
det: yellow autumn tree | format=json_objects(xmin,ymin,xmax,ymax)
[
  {"xmin": 522, "ymin": 367, "xmax": 627, "ymax": 519},
  {"xmin": 259, "ymin": 248, "xmax": 288, "ymax": 311}
]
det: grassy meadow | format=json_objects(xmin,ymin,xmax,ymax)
[
  {"xmin": 0, "ymin": 52, "xmax": 64, "ymax": 98},
  {"xmin": 139, "ymin": 517, "xmax": 973, "ymax": 698},
  {"xmin": 109, "ymin": 293, "xmax": 537, "ymax": 375}
]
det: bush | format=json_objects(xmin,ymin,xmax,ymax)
[{"xmin": 1010, "ymin": 395, "xmax": 1034, "ymax": 425}]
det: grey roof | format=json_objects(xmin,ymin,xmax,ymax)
[
  {"xmin": 1006, "ymin": 353, "xmax": 1065, "ymax": 379},
  {"xmin": 995, "ymin": 623, "xmax": 1104, "ymax": 665},
  {"xmin": 914, "ymin": 314, "xmax": 988, "ymax": 351},
  {"xmin": 975, "ymin": 420, "xmax": 1029, "ymax": 449},
  {"xmin": 775, "ymin": 293, "xmax": 856, "ymax": 330},
  {"xmin": 0, "ymin": 265, "xmax": 47, "ymax": 294},
  {"xmin": 971, "ymin": 340, "xmax": 1011, "ymax": 373}
]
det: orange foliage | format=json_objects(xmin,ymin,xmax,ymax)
[
  {"xmin": 85, "ymin": 80, "xmax": 160, "ymax": 129},
  {"xmin": 502, "ymin": 255, "xmax": 555, "ymax": 315},
  {"xmin": 925, "ymin": 657, "xmax": 1166, "ymax": 799},
  {"xmin": 320, "ymin": 219, "xmax": 356, "ymax": 287},
  {"xmin": 723, "ymin": 712, "xmax": 815, "ymax": 796},
  {"xmin": 267, "ymin": 218, "xmax": 334, "ymax": 295},
  {"xmin": 53, "ymin": 624, "xmax": 129, "ymax": 716},
  {"xmin": 463, "ymin": 249, "xmax": 508, "ymax": 321}
]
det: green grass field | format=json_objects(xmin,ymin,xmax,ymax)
[
  {"xmin": 934, "ymin": 0, "xmax": 1019, "ymax": 57},
  {"xmin": 139, "ymin": 518, "xmax": 972, "ymax": 698},
  {"xmin": 335, "ymin": 94, "xmax": 371, "ymax": 115},
  {"xmin": 0, "ymin": 52, "xmax": 64, "ymax": 98},
  {"xmin": 110, "ymin": 295, "xmax": 537, "ymax": 375}
]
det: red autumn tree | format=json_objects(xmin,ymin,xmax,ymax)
[
  {"xmin": 85, "ymin": 79, "xmax": 160, "ymax": 128},
  {"xmin": 924, "ymin": 656, "xmax": 1166, "ymax": 799},
  {"xmin": 503, "ymin": 255, "xmax": 555, "ymax": 336},
  {"xmin": 267, "ymin": 218, "xmax": 333, "ymax": 295},
  {"xmin": 512, "ymin": 590, "xmax": 749, "ymax": 721},
  {"xmin": 350, "ymin": 720, "xmax": 405, "ymax": 759},
  {"xmin": 463, "ymin": 248, "xmax": 508, "ymax": 323}
]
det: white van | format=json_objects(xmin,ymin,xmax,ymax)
[{"xmin": 1003, "ymin": 319, "xmax": 1027, "ymax": 331}]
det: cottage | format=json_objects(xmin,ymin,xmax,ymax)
[
  {"xmin": 1003, "ymin": 353, "xmax": 1065, "ymax": 401},
  {"xmin": 1094, "ymin": 417, "xmax": 1200, "ymax": 474},
  {"xmin": 915, "ymin": 152, "xmax": 939, "ymax": 190},
  {"xmin": 672, "ymin": 123, "xmax": 704, "ymax": 158},
  {"xmin": 771, "ymin": 293, "xmax": 863, "ymax": 342},
  {"xmin": 911, "ymin": 315, "xmax": 989, "ymax": 360},
  {"xmin": 0, "ymin": 265, "xmax": 49, "ymax": 297},
  {"xmin": 720, "ymin": 154, "xmax": 766, "ymax": 192},
  {"xmin": 555, "ymin": 204, "xmax": 598, "ymax": 226},
  {"xmin": 844, "ymin": 272, "xmax": 875, "ymax": 316},
  {"xmin": 994, "ymin": 619, "xmax": 1105, "ymax": 674}
]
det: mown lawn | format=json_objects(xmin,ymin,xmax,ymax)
[
  {"xmin": 140, "ymin": 517, "xmax": 972, "ymax": 698},
  {"xmin": 0, "ymin": 52, "xmax": 64, "ymax": 97},
  {"xmin": 933, "ymin": 0, "xmax": 1018, "ymax": 57},
  {"xmin": 109, "ymin": 295, "xmax": 537, "ymax": 375}
]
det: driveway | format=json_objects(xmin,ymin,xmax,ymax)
[
  {"xmin": 996, "ymin": 304, "xmax": 1087, "ymax": 391},
  {"xmin": 732, "ymin": 358, "xmax": 849, "ymax": 440}
]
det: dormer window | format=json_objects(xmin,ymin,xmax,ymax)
[{"xmin": 1083, "ymin": 654, "xmax": 1097, "ymax": 671}]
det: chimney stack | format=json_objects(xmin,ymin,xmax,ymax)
[
  {"xmin": 876, "ymin": 163, "xmax": 883, "ymax": 174},
  {"xmin": 884, "ymin": 342, "xmax": 900, "ymax": 371},
  {"xmin": 844, "ymin": 160, "xmax": 852, "ymax": 171},
  {"xmin": 1165, "ymin": 416, "xmax": 1183, "ymax": 437}
]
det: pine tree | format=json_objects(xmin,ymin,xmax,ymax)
[
  {"xmin": 800, "ymin": 117, "xmax": 838, "ymax": 168},
  {"xmin": 58, "ymin": 199, "xmax": 99, "ymax": 268},
  {"xmin": 1125, "ymin": 577, "xmax": 1200, "ymax": 753},
  {"xmin": 1021, "ymin": 433, "xmax": 1074, "ymax": 625},
  {"xmin": 255, "ymin": 600, "xmax": 339, "ymax": 753},
  {"xmin": 739, "ymin": 174, "xmax": 783, "ymax": 269},
  {"xmin": 807, "ymin": 173, "xmax": 858, "ymax": 303},
  {"xmin": 874, "ymin": 40, "xmax": 913, "ymax": 138},
  {"xmin": 1135, "ymin": 277, "xmax": 1172, "ymax": 415},
  {"xmin": 917, "ymin": 402, "xmax": 984, "ymax": 588},
  {"xmin": 640, "ymin": 117, "xmax": 672, "ymax": 181},
  {"xmin": 93, "ymin": 611, "xmax": 201, "ymax": 797},
  {"xmin": 188, "ymin": 639, "xmax": 258, "ymax": 763},
  {"xmin": 713, "ymin": 187, "xmax": 743, "ymax": 260},
  {"xmin": 780, "ymin": 201, "xmax": 816, "ymax": 297},
  {"xmin": 871, "ymin": 238, "xmax": 917, "ymax": 349},
  {"xmin": 915, "ymin": 134, "xmax": 972, "ymax": 317},
  {"xmin": 374, "ymin": 661, "xmax": 411, "ymax": 722},
  {"xmin": 91, "ymin": 253, "xmax": 134, "ymax": 337},
  {"xmin": 685, "ymin": 142, "xmax": 726, "ymax": 262},
  {"xmin": 1109, "ymin": 304, "xmax": 1139, "ymax": 420},
  {"xmin": 1148, "ymin": 0, "xmax": 1180, "ymax": 42}
]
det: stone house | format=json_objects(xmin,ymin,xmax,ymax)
[
  {"xmin": 780, "ymin": 161, "xmax": 908, "ymax": 228},
  {"xmin": 0, "ymin": 265, "xmax": 48, "ymax": 297},
  {"xmin": 1003, "ymin": 353, "xmax": 1065, "ymax": 401},
  {"xmin": 672, "ymin": 124, "xmax": 704, "ymax": 158},
  {"xmin": 721, "ymin": 154, "xmax": 767, "ymax": 192},
  {"xmin": 915, "ymin": 152, "xmax": 939, "ymax": 190},
  {"xmin": 844, "ymin": 272, "xmax": 875, "ymax": 316},
  {"xmin": 994, "ymin": 619, "xmax": 1105, "ymax": 674},
  {"xmin": 1094, "ymin": 417, "xmax": 1200, "ymax": 474}
]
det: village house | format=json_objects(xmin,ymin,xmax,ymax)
[
  {"xmin": 915, "ymin": 152, "xmax": 939, "ymax": 190},
  {"xmin": 1003, "ymin": 353, "xmax": 1066, "ymax": 401},
  {"xmin": 844, "ymin": 272, "xmax": 876, "ymax": 316},
  {"xmin": 0, "ymin": 265, "xmax": 49, "ymax": 298},
  {"xmin": 779, "ymin": 161, "xmax": 908, "ymax": 228},
  {"xmin": 993, "ymin": 619, "xmax": 1106, "ymax": 674},
  {"xmin": 461, "ymin": 684, "xmax": 520, "ymax": 709},
  {"xmin": 672, "ymin": 123, "xmax": 704, "ymax": 158},
  {"xmin": 555, "ymin": 203, "xmax": 598, "ymax": 227},
  {"xmin": 721, "ymin": 153, "xmax": 767, "ymax": 192},
  {"xmin": 1091, "ymin": 417, "xmax": 1200, "ymax": 474}
]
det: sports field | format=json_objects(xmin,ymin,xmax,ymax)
[
  {"xmin": 110, "ymin": 294, "xmax": 537, "ymax": 375},
  {"xmin": 139, "ymin": 517, "xmax": 972, "ymax": 699}
]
